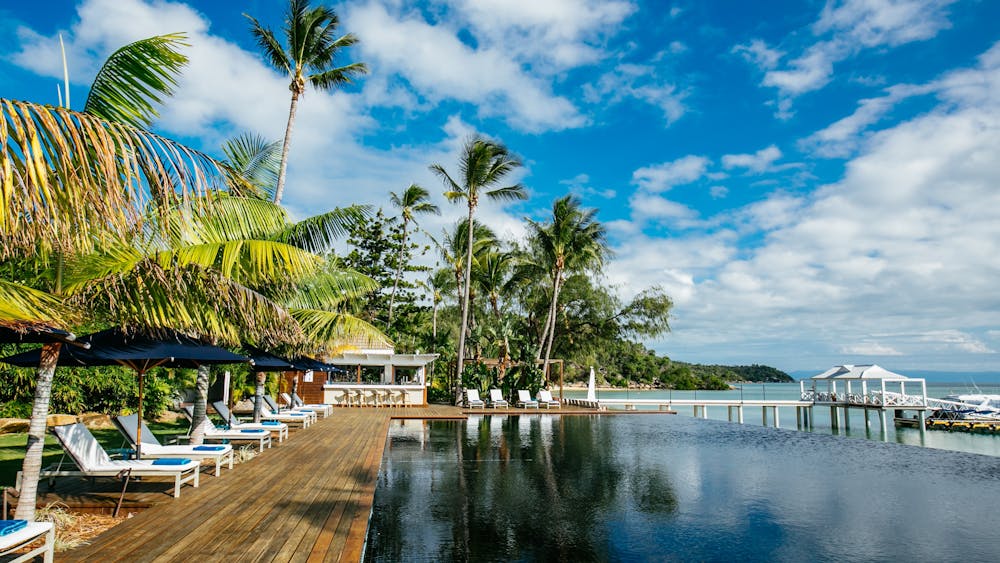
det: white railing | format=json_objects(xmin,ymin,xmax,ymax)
[{"xmin": 804, "ymin": 390, "xmax": 927, "ymax": 407}]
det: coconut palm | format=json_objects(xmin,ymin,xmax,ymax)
[
  {"xmin": 246, "ymin": 0, "xmax": 367, "ymax": 204},
  {"xmin": 1, "ymin": 34, "xmax": 227, "ymax": 521},
  {"xmin": 387, "ymin": 184, "xmax": 439, "ymax": 323},
  {"xmin": 431, "ymin": 138, "xmax": 526, "ymax": 403},
  {"xmin": 529, "ymin": 196, "xmax": 609, "ymax": 383}
]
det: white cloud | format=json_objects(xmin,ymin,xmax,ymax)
[
  {"xmin": 840, "ymin": 342, "xmax": 903, "ymax": 356},
  {"xmin": 583, "ymin": 62, "xmax": 687, "ymax": 125},
  {"xmin": 722, "ymin": 145, "xmax": 783, "ymax": 173},
  {"xmin": 631, "ymin": 155, "xmax": 709, "ymax": 192},
  {"xmin": 559, "ymin": 174, "xmax": 616, "ymax": 199},
  {"xmin": 732, "ymin": 39, "xmax": 783, "ymax": 71},
  {"xmin": 709, "ymin": 186, "xmax": 729, "ymax": 199},
  {"xmin": 745, "ymin": 0, "xmax": 958, "ymax": 115},
  {"xmin": 627, "ymin": 42, "xmax": 1000, "ymax": 370},
  {"xmin": 345, "ymin": 2, "xmax": 584, "ymax": 133}
]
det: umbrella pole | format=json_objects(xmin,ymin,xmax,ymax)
[
  {"xmin": 227, "ymin": 374, "xmax": 234, "ymax": 428},
  {"xmin": 136, "ymin": 370, "xmax": 145, "ymax": 459}
]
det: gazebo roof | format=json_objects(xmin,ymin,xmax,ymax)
[{"xmin": 810, "ymin": 364, "xmax": 910, "ymax": 381}]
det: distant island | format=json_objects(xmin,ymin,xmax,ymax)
[{"xmin": 587, "ymin": 341, "xmax": 793, "ymax": 390}]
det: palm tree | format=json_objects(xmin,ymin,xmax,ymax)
[
  {"xmin": 387, "ymin": 184, "xmax": 439, "ymax": 323},
  {"xmin": 1, "ymin": 34, "xmax": 227, "ymax": 522},
  {"xmin": 529, "ymin": 196, "xmax": 609, "ymax": 384},
  {"xmin": 431, "ymin": 138, "xmax": 526, "ymax": 403},
  {"xmin": 246, "ymin": 0, "xmax": 367, "ymax": 204}
]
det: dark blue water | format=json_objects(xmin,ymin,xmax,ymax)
[{"xmin": 364, "ymin": 415, "xmax": 1000, "ymax": 562}]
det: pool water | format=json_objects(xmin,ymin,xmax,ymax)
[{"xmin": 364, "ymin": 414, "xmax": 1000, "ymax": 562}]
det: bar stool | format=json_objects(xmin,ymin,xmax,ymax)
[
  {"xmin": 392, "ymin": 389, "xmax": 406, "ymax": 407},
  {"xmin": 382, "ymin": 389, "xmax": 396, "ymax": 407}
]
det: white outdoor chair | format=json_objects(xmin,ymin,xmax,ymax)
[
  {"xmin": 537, "ymin": 389, "xmax": 562, "ymax": 409},
  {"xmin": 488, "ymin": 389, "xmax": 509, "ymax": 408},
  {"xmin": 18, "ymin": 423, "xmax": 200, "ymax": 498},
  {"xmin": 263, "ymin": 395, "xmax": 317, "ymax": 423},
  {"xmin": 285, "ymin": 392, "xmax": 334, "ymax": 417},
  {"xmin": 114, "ymin": 415, "xmax": 234, "ymax": 476},
  {"xmin": 0, "ymin": 521, "xmax": 54, "ymax": 563},
  {"xmin": 211, "ymin": 401, "xmax": 289, "ymax": 443},
  {"xmin": 516, "ymin": 390, "xmax": 539, "ymax": 409},
  {"xmin": 465, "ymin": 389, "xmax": 486, "ymax": 408}
]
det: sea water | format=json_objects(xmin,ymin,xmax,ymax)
[
  {"xmin": 561, "ymin": 383, "xmax": 1000, "ymax": 457},
  {"xmin": 363, "ymin": 415, "xmax": 1000, "ymax": 562}
]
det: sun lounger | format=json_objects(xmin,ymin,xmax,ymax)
[
  {"xmin": 517, "ymin": 390, "xmax": 539, "ymax": 409},
  {"xmin": 17, "ymin": 423, "xmax": 200, "ymax": 498},
  {"xmin": 488, "ymin": 389, "xmax": 509, "ymax": 408},
  {"xmin": 537, "ymin": 389, "xmax": 562, "ymax": 409},
  {"xmin": 212, "ymin": 401, "xmax": 289, "ymax": 443},
  {"xmin": 284, "ymin": 392, "xmax": 334, "ymax": 417},
  {"xmin": 180, "ymin": 406, "xmax": 272, "ymax": 452},
  {"xmin": 113, "ymin": 415, "xmax": 234, "ymax": 476},
  {"xmin": 256, "ymin": 398, "xmax": 313, "ymax": 428},
  {"xmin": 264, "ymin": 394, "xmax": 318, "ymax": 422},
  {"xmin": 0, "ymin": 520, "xmax": 54, "ymax": 563},
  {"xmin": 465, "ymin": 389, "xmax": 486, "ymax": 408}
]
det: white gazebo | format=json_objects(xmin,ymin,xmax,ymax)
[{"xmin": 803, "ymin": 364, "xmax": 928, "ymax": 434}]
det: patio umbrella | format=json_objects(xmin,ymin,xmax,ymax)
[
  {"xmin": 0, "ymin": 325, "xmax": 84, "ymax": 346},
  {"xmin": 1, "ymin": 328, "xmax": 249, "ymax": 457},
  {"xmin": 289, "ymin": 356, "xmax": 346, "ymax": 373}
]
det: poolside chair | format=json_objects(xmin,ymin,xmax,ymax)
[
  {"xmin": 516, "ymin": 390, "xmax": 539, "ymax": 409},
  {"xmin": 211, "ymin": 401, "xmax": 289, "ymax": 443},
  {"xmin": 465, "ymin": 389, "xmax": 486, "ymax": 409},
  {"xmin": 291, "ymin": 392, "xmax": 334, "ymax": 417},
  {"xmin": 263, "ymin": 394, "xmax": 317, "ymax": 423},
  {"xmin": 256, "ymin": 398, "xmax": 313, "ymax": 428},
  {"xmin": 17, "ymin": 423, "xmax": 200, "ymax": 498},
  {"xmin": 280, "ymin": 392, "xmax": 333, "ymax": 418},
  {"xmin": 113, "ymin": 415, "xmax": 234, "ymax": 476},
  {"xmin": 180, "ymin": 406, "xmax": 272, "ymax": 452},
  {"xmin": 488, "ymin": 389, "xmax": 509, "ymax": 409},
  {"xmin": 537, "ymin": 389, "xmax": 562, "ymax": 409},
  {"xmin": 0, "ymin": 520, "xmax": 54, "ymax": 563}
]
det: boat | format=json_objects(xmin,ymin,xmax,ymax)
[{"xmin": 934, "ymin": 394, "xmax": 1000, "ymax": 420}]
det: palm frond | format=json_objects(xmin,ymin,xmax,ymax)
[
  {"xmin": 0, "ymin": 279, "xmax": 73, "ymax": 327},
  {"xmin": 309, "ymin": 62, "xmax": 368, "ymax": 90},
  {"xmin": 271, "ymin": 204, "xmax": 369, "ymax": 253},
  {"xmin": 245, "ymin": 15, "xmax": 291, "ymax": 73},
  {"xmin": 221, "ymin": 133, "xmax": 281, "ymax": 200},
  {"xmin": 281, "ymin": 268, "xmax": 378, "ymax": 309},
  {"xmin": 83, "ymin": 33, "xmax": 189, "ymax": 128},
  {"xmin": 291, "ymin": 308, "xmax": 392, "ymax": 352},
  {"xmin": 0, "ymin": 99, "xmax": 226, "ymax": 258},
  {"xmin": 486, "ymin": 184, "xmax": 528, "ymax": 202}
]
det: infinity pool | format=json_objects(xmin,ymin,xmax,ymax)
[{"xmin": 364, "ymin": 414, "xmax": 1000, "ymax": 561}]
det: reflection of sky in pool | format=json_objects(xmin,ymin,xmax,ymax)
[{"xmin": 364, "ymin": 415, "xmax": 1000, "ymax": 562}]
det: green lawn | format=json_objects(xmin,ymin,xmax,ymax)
[{"xmin": 0, "ymin": 421, "xmax": 190, "ymax": 488}]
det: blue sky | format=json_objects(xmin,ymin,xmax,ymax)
[{"xmin": 2, "ymin": 0, "xmax": 1000, "ymax": 374}]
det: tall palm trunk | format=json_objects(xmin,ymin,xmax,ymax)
[
  {"xmin": 388, "ymin": 219, "xmax": 409, "ymax": 323},
  {"xmin": 535, "ymin": 275, "xmax": 558, "ymax": 361},
  {"xmin": 455, "ymin": 205, "xmax": 475, "ymax": 404},
  {"xmin": 253, "ymin": 371, "xmax": 266, "ymax": 423},
  {"xmin": 541, "ymin": 270, "xmax": 564, "ymax": 386},
  {"xmin": 15, "ymin": 342, "xmax": 61, "ymax": 521},
  {"xmin": 273, "ymin": 91, "xmax": 300, "ymax": 205},
  {"xmin": 189, "ymin": 365, "xmax": 210, "ymax": 445}
]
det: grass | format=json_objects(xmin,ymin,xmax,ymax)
[{"xmin": 0, "ymin": 419, "xmax": 190, "ymax": 488}]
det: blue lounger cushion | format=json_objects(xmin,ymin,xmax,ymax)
[
  {"xmin": 262, "ymin": 421, "xmax": 281, "ymax": 426},
  {"xmin": 152, "ymin": 458, "xmax": 192, "ymax": 465},
  {"xmin": 240, "ymin": 429, "xmax": 264, "ymax": 433},
  {"xmin": 0, "ymin": 519, "xmax": 27, "ymax": 536},
  {"xmin": 193, "ymin": 445, "xmax": 226, "ymax": 451}
]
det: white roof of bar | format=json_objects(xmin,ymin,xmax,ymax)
[{"xmin": 331, "ymin": 352, "xmax": 439, "ymax": 367}]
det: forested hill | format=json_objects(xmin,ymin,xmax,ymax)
[{"xmin": 680, "ymin": 363, "xmax": 793, "ymax": 383}]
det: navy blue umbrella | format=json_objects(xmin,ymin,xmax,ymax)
[
  {"xmin": 1, "ymin": 328, "xmax": 249, "ymax": 456},
  {"xmin": 289, "ymin": 356, "xmax": 346, "ymax": 374},
  {"xmin": 0, "ymin": 325, "xmax": 87, "ymax": 347}
]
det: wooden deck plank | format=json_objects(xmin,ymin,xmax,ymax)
[{"xmin": 59, "ymin": 404, "xmax": 610, "ymax": 562}]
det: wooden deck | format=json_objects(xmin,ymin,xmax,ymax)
[{"xmin": 58, "ymin": 404, "xmax": 621, "ymax": 562}]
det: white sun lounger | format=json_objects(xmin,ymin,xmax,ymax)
[
  {"xmin": 114, "ymin": 414, "xmax": 234, "ymax": 476},
  {"xmin": 516, "ymin": 390, "xmax": 539, "ymax": 409},
  {"xmin": 264, "ymin": 395, "xmax": 318, "ymax": 422},
  {"xmin": 537, "ymin": 389, "xmax": 562, "ymax": 409},
  {"xmin": 180, "ymin": 406, "xmax": 272, "ymax": 452},
  {"xmin": 488, "ymin": 389, "xmax": 509, "ymax": 408},
  {"xmin": 212, "ymin": 401, "xmax": 289, "ymax": 443},
  {"xmin": 257, "ymin": 399, "xmax": 313, "ymax": 428},
  {"xmin": 283, "ymin": 392, "xmax": 333, "ymax": 417},
  {"xmin": 0, "ymin": 521, "xmax": 54, "ymax": 563},
  {"xmin": 17, "ymin": 423, "xmax": 200, "ymax": 498},
  {"xmin": 465, "ymin": 389, "xmax": 486, "ymax": 408}
]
